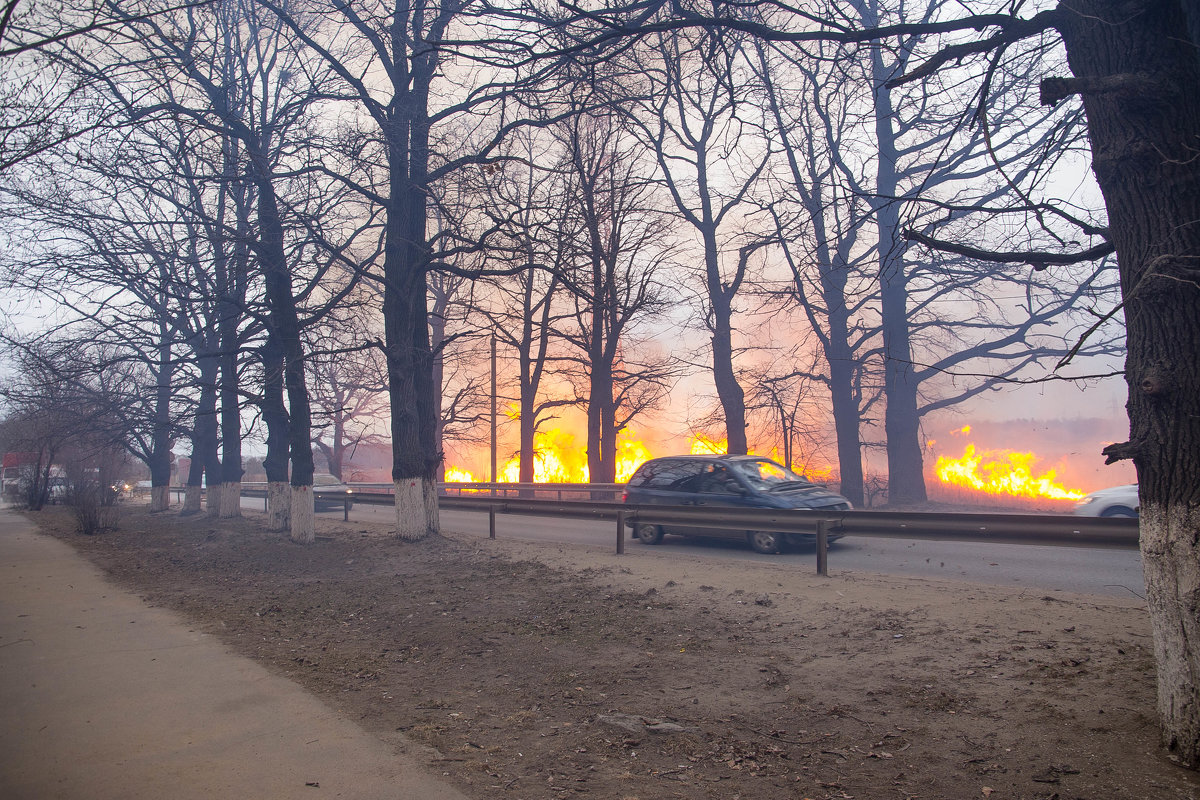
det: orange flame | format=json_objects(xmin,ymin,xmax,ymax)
[
  {"xmin": 689, "ymin": 434, "xmax": 727, "ymax": 455},
  {"xmin": 501, "ymin": 428, "xmax": 588, "ymax": 483},
  {"xmin": 444, "ymin": 466, "xmax": 476, "ymax": 482},
  {"xmin": 934, "ymin": 444, "xmax": 1084, "ymax": 501},
  {"xmin": 499, "ymin": 428, "xmax": 655, "ymax": 483},
  {"xmin": 615, "ymin": 435, "xmax": 654, "ymax": 483}
]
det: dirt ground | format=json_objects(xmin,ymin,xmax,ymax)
[{"xmin": 28, "ymin": 504, "xmax": 1200, "ymax": 800}]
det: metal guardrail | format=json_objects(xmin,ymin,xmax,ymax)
[{"xmin": 238, "ymin": 485, "xmax": 1138, "ymax": 575}]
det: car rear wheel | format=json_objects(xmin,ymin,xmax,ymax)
[
  {"xmin": 1100, "ymin": 506, "xmax": 1137, "ymax": 518},
  {"xmin": 748, "ymin": 530, "xmax": 781, "ymax": 554},
  {"xmin": 635, "ymin": 523, "xmax": 664, "ymax": 544}
]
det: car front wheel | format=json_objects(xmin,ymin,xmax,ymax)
[
  {"xmin": 748, "ymin": 530, "xmax": 781, "ymax": 554},
  {"xmin": 635, "ymin": 523, "xmax": 664, "ymax": 545}
]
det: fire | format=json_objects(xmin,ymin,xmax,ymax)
[
  {"xmin": 615, "ymin": 434, "xmax": 654, "ymax": 483},
  {"xmin": 495, "ymin": 428, "xmax": 656, "ymax": 483},
  {"xmin": 444, "ymin": 466, "xmax": 476, "ymax": 482},
  {"xmin": 690, "ymin": 434, "xmax": 727, "ymax": 455},
  {"xmin": 935, "ymin": 444, "xmax": 1085, "ymax": 501},
  {"xmin": 799, "ymin": 464, "xmax": 835, "ymax": 483},
  {"xmin": 501, "ymin": 428, "xmax": 590, "ymax": 483}
]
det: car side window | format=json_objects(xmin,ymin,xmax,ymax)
[
  {"xmin": 639, "ymin": 460, "xmax": 705, "ymax": 490},
  {"xmin": 696, "ymin": 467, "xmax": 741, "ymax": 495}
]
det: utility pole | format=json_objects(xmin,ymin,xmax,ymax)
[{"xmin": 490, "ymin": 334, "xmax": 497, "ymax": 490}]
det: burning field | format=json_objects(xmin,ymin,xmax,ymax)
[{"xmin": 444, "ymin": 420, "xmax": 1126, "ymax": 512}]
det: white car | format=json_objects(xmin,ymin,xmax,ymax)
[{"xmin": 1074, "ymin": 484, "xmax": 1139, "ymax": 518}]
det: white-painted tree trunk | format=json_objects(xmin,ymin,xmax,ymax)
[
  {"xmin": 220, "ymin": 481, "xmax": 241, "ymax": 518},
  {"xmin": 183, "ymin": 485, "xmax": 202, "ymax": 513},
  {"xmin": 1142, "ymin": 504, "xmax": 1200, "ymax": 765},
  {"xmin": 267, "ymin": 482, "xmax": 290, "ymax": 531},
  {"xmin": 149, "ymin": 486, "xmax": 170, "ymax": 512},
  {"xmin": 423, "ymin": 477, "xmax": 440, "ymax": 535},
  {"xmin": 206, "ymin": 484, "xmax": 223, "ymax": 517},
  {"xmin": 289, "ymin": 485, "xmax": 315, "ymax": 544},
  {"xmin": 394, "ymin": 477, "xmax": 437, "ymax": 541}
]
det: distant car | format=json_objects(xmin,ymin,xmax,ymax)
[
  {"xmin": 622, "ymin": 455, "xmax": 852, "ymax": 554},
  {"xmin": 312, "ymin": 473, "xmax": 355, "ymax": 510},
  {"xmin": 1074, "ymin": 484, "xmax": 1139, "ymax": 518}
]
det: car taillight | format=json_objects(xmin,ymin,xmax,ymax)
[{"xmin": 622, "ymin": 490, "xmax": 628, "ymax": 502}]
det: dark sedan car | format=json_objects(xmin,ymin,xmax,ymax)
[
  {"xmin": 312, "ymin": 473, "xmax": 355, "ymax": 511},
  {"xmin": 622, "ymin": 455, "xmax": 851, "ymax": 554}
]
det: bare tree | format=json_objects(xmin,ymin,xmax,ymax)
[
  {"xmin": 582, "ymin": 0, "xmax": 1200, "ymax": 768},
  {"xmin": 620, "ymin": 28, "xmax": 777, "ymax": 455},
  {"xmin": 306, "ymin": 309, "xmax": 390, "ymax": 480},
  {"xmin": 556, "ymin": 109, "xmax": 677, "ymax": 482},
  {"xmin": 461, "ymin": 133, "xmax": 583, "ymax": 488}
]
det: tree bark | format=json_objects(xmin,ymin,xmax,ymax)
[
  {"xmin": 289, "ymin": 484, "xmax": 314, "ymax": 544},
  {"xmin": 872, "ymin": 43, "xmax": 926, "ymax": 505},
  {"xmin": 185, "ymin": 352, "xmax": 219, "ymax": 514},
  {"xmin": 1054, "ymin": 0, "xmax": 1200, "ymax": 766},
  {"xmin": 267, "ymin": 481, "xmax": 290, "ymax": 532},
  {"xmin": 261, "ymin": 332, "xmax": 290, "ymax": 531},
  {"xmin": 254, "ymin": 173, "xmax": 315, "ymax": 530},
  {"xmin": 382, "ymin": 25, "xmax": 442, "ymax": 540},
  {"xmin": 148, "ymin": 313, "xmax": 173, "ymax": 513},
  {"xmin": 393, "ymin": 477, "xmax": 436, "ymax": 541},
  {"xmin": 150, "ymin": 486, "xmax": 170, "ymax": 513},
  {"xmin": 183, "ymin": 484, "xmax": 202, "ymax": 513},
  {"xmin": 205, "ymin": 483, "xmax": 223, "ymax": 517}
]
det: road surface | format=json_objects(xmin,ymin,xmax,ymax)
[{"xmin": 239, "ymin": 496, "xmax": 1145, "ymax": 599}]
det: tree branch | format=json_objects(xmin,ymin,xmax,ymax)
[{"xmin": 903, "ymin": 229, "xmax": 1115, "ymax": 270}]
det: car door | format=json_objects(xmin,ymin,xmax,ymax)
[
  {"xmin": 684, "ymin": 466, "xmax": 757, "ymax": 540},
  {"xmin": 630, "ymin": 460, "xmax": 706, "ymax": 535}
]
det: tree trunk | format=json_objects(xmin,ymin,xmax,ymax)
[
  {"xmin": 267, "ymin": 481, "xmax": 290, "ymax": 532},
  {"xmin": 829, "ymin": 345, "xmax": 865, "ymax": 506},
  {"xmin": 261, "ymin": 332, "xmax": 290, "ymax": 530},
  {"xmin": 183, "ymin": 484, "xmax": 202, "ymax": 513},
  {"xmin": 219, "ymin": 482, "xmax": 241, "ymax": 517},
  {"xmin": 289, "ymin": 484, "xmax": 314, "ymax": 543},
  {"xmin": 587, "ymin": 354, "xmax": 616, "ymax": 483},
  {"xmin": 1054, "ymin": 0, "xmax": 1200, "ymax": 766},
  {"xmin": 149, "ymin": 303, "xmax": 174, "ymax": 513},
  {"xmin": 205, "ymin": 483, "xmax": 223, "ymax": 517},
  {"xmin": 599, "ymin": 391, "xmax": 618, "ymax": 484},
  {"xmin": 189, "ymin": 353, "xmax": 220, "ymax": 515},
  {"xmin": 710, "ymin": 307, "xmax": 748, "ymax": 455},
  {"xmin": 253, "ymin": 173, "xmax": 315, "ymax": 531},
  {"xmin": 383, "ymin": 87, "xmax": 441, "ymax": 540},
  {"xmin": 872, "ymin": 46, "xmax": 926, "ymax": 505},
  {"xmin": 394, "ymin": 477, "xmax": 436, "ymax": 541},
  {"xmin": 519, "ymin": 388, "xmax": 536, "ymax": 496},
  {"xmin": 150, "ymin": 486, "xmax": 170, "ymax": 513}
]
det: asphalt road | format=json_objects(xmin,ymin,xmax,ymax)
[{"xmin": 257, "ymin": 498, "xmax": 1145, "ymax": 600}]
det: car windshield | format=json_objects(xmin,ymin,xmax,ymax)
[
  {"xmin": 729, "ymin": 459, "xmax": 812, "ymax": 488},
  {"xmin": 313, "ymin": 474, "xmax": 342, "ymax": 486}
]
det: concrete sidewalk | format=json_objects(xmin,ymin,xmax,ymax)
[{"xmin": 0, "ymin": 510, "xmax": 471, "ymax": 800}]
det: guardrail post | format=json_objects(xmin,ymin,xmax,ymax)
[
  {"xmin": 489, "ymin": 505, "xmax": 496, "ymax": 539},
  {"xmin": 616, "ymin": 509, "xmax": 625, "ymax": 555},
  {"xmin": 816, "ymin": 519, "xmax": 830, "ymax": 577},
  {"xmin": 343, "ymin": 497, "xmax": 350, "ymax": 521}
]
